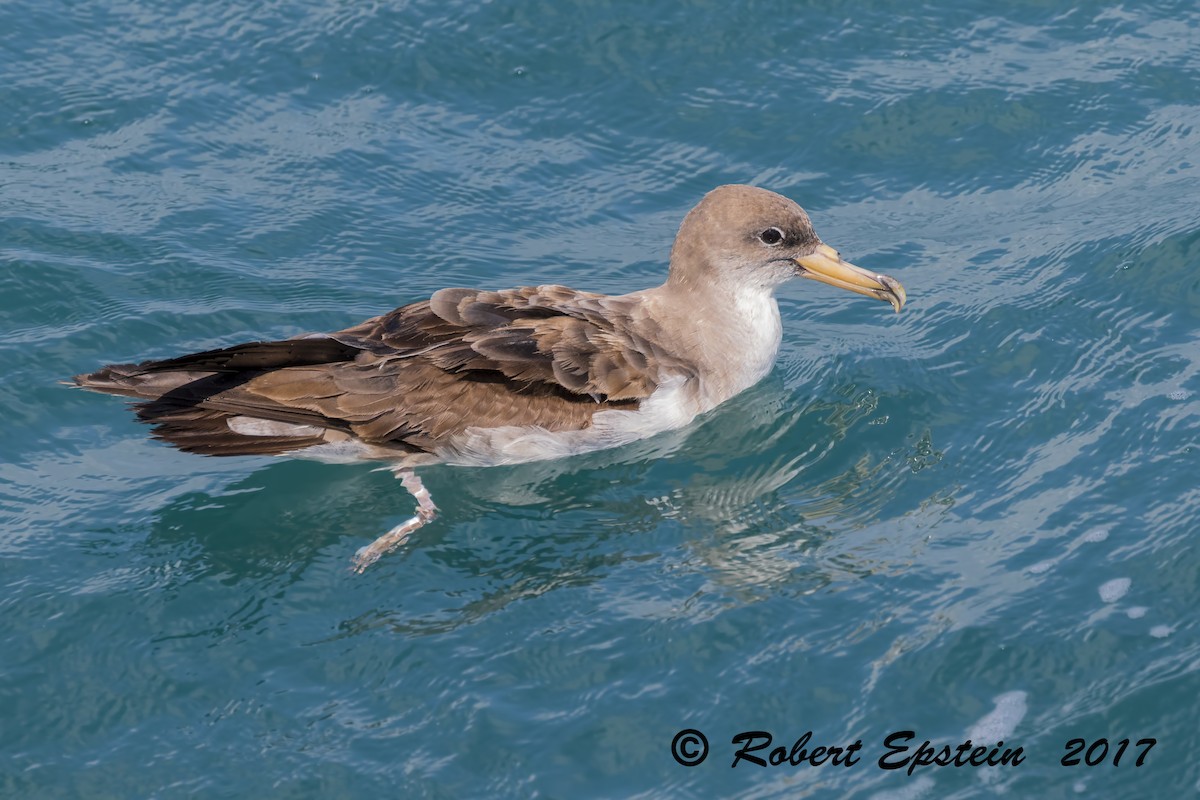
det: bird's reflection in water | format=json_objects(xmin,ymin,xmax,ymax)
[{"xmin": 643, "ymin": 378, "xmax": 925, "ymax": 602}]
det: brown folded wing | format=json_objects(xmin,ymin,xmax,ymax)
[{"xmin": 75, "ymin": 285, "xmax": 688, "ymax": 457}]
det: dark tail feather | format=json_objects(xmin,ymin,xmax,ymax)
[
  {"xmin": 134, "ymin": 338, "xmax": 362, "ymax": 373},
  {"xmin": 69, "ymin": 337, "xmax": 364, "ymax": 457},
  {"xmin": 71, "ymin": 337, "xmax": 362, "ymax": 399}
]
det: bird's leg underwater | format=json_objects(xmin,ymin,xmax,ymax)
[{"xmin": 351, "ymin": 467, "xmax": 438, "ymax": 573}]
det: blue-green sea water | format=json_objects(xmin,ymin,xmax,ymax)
[{"xmin": 3, "ymin": 1, "xmax": 1199, "ymax": 797}]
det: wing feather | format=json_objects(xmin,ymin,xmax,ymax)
[{"xmin": 75, "ymin": 284, "xmax": 691, "ymax": 457}]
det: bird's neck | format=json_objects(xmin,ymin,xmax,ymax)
[{"xmin": 640, "ymin": 276, "xmax": 783, "ymax": 407}]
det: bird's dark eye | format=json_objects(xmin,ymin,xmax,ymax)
[{"xmin": 759, "ymin": 227, "xmax": 784, "ymax": 246}]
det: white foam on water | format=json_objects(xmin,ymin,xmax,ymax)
[
  {"xmin": 1149, "ymin": 625, "xmax": 1172, "ymax": 638},
  {"xmin": 1081, "ymin": 528, "xmax": 1109, "ymax": 543},
  {"xmin": 1028, "ymin": 560, "xmax": 1054, "ymax": 574},
  {"xmin": 1125, "ymin": 606, "xmax": 1148, "ymax": 619},
  {"xmin": 1098, "ymin": 578, "xmax": 1131, "ymax": 603},
  {"xmin": 967, "ymin": 690, "xmax": 1028, "ymax": 742}
]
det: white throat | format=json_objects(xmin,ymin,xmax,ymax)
[
  {"xmin": 718, "ymin": 281, "xmax": 783, "ymax": 397},
  {"xmin": 653, "ymin": 274, "xmax": 784, "ymax": 409}
]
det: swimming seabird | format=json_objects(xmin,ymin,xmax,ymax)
[{"xmin": 73, "ymin": 185, "xmax": 906, "ymax": 571}]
